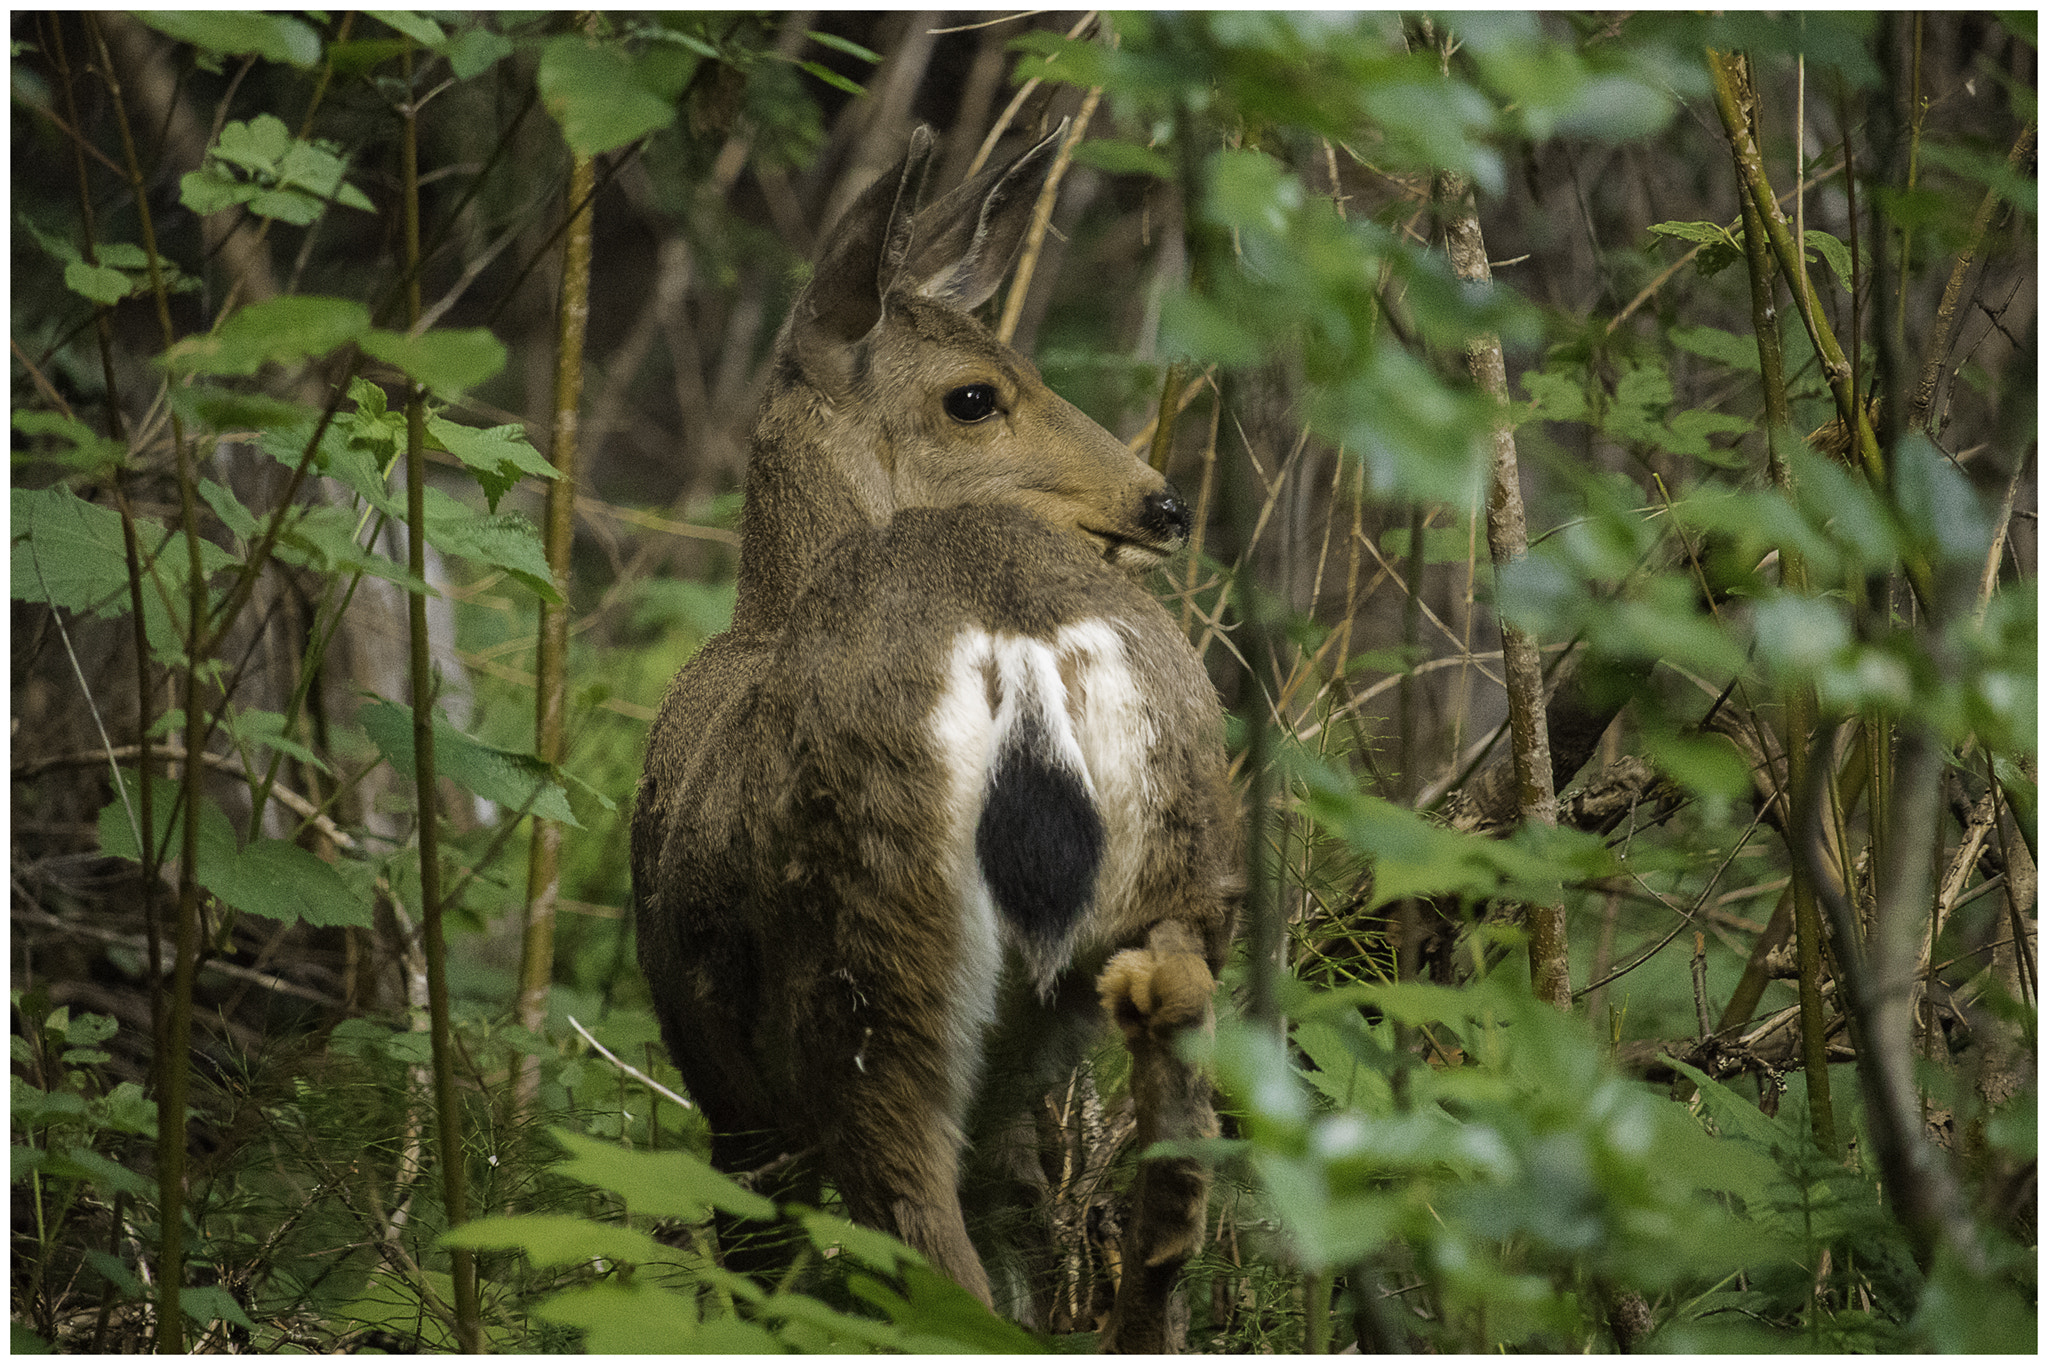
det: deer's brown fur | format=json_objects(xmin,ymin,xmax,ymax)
[{"xmin": 630, "ymin": 127, "xmax": 1240, "ymax": 1348}]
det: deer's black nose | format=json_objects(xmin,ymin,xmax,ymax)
[{"xmin": 1141, "ymin": 485, "xmax": 1192, "ymax": 543}]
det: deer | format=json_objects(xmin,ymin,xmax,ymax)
[{"xmin": 629, "ymin": 124, "xmax": 1240, "ymax": 1352}]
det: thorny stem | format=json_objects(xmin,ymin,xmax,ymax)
[{"xmin": 399, "ymin": 42, "xmax": 481, "ymax": 1350}]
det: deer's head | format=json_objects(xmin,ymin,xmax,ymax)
[{"xmin": 766, "ymin": 125, "xmax": 1191, "ymax": 579}]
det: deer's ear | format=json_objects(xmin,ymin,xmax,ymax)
[
  {"xmin": 792, "ymin": 128, "xmax": 937, "ymax": 385},
  {"xmin": 898, "ymin": 122, "xmax": 1065, "ymax": 312}
]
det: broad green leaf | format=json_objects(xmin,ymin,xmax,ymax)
[
  {"xmin": 213, "ymin": 113, "xmax": 294, "ymax": 173},
  {"xmin": 441, "ymin": 26, "xmax": 512, "ymax": 80},
  {"xmin": 12, "ymin": 411, "xmax": 127, "ymax": 473},
  {"xmin": 275, "ymin": 505, "xmax": 428, "ymax": 594},
  {"xmin": 165, "ymin": 295, "xmax": 369, "ymax": 377},
  {"xmin": 64, "ymin": 260, "xmax": 133, "ymax": 305},
  {"xmin": 225, "ymin": 708, "xmax": 332, "ymax": 775},
  {"xmin": 135, "ymin": 11, "xmax": 321, "ymax": 67},
  {"xmin": 197, "ymin": 478, "xmax": 261, "ymax": 540},
  {"xmin": 537, "ymin": 35, "xmax": 678, "ymax": 157},
  {"xmin": 358, "ymin": 327, "xmax": 506, "ymax": 397},
  {"xmin": 421, "ymin": 488, "xmax": 561, "ymax": 601},
  {"xmin": 168, "ymin": 385, "xmax": 317, "ymax": 436},
  {"xmin": 796, "ymin": 1208, "xmax": 923, "ymax": 1276},
  {"xmin": 426, "ymin": 414, "xmax": 557, "ymax": 512},
  {"xmin": 245, "ymin": 188, "xmax": 325, "ymax": 226},
  {"xmin": 176, "ymin": 1285, "xmax": 256, "ymax": 1330},
  {"xmin": 46, "ymin": 1145, "xmax": 153, "ymax": 1200},
  {"xmin": 848, "ymin": 1264, "xmax": 1044, "ymax": 1353},
  {"xmin": 179, "ymin": 167, "xmax": 262, "ymax": 216},
  {"xmin": 548, "ymin": 1127, "xmax": 776, "ymax": 1221},
  {"xmin": 367, "ymin": 10, "xmax": 445, "ymax": 46},
  {"xmin": 84, "ymin": 1250, "xmax": 144, "ymax": 1299},
  {"xmin": 1669, "ymin": 324, "xmax": 1761, "ymax": 374},
  {"xmin": 10, "ymin": 485, "xmax": 232, "ymax": 621},
  {"xmin": 96, "ymin": 775, "xmax": 371, "ymax": 928},
  {"xmin": 440, "ymin": 1213, "xmax": 669, "ymax": 1268},
  {"xmin": 359, "ymin": 699, "xmax": 580, "ymax": 825}
]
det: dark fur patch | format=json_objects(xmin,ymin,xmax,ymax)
[{"xmin": 975, "ymin": 713, "xmax": 1103, "ymax": 954}]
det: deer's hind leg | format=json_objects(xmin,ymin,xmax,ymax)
[{"xmin": 1096, "ymin": 918, "xmax": 1222, "ymax": 1353}]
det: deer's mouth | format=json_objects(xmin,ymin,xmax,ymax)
[{"xmin": 1082, "ymin": 525, "xmax": 1179, "ymax": 571}]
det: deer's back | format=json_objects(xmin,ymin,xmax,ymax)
[{"xmin": 631, "ymin": 501, "xmax": 1233, "ymax": 1144}]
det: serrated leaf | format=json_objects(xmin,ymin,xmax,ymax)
[
  {"xmin": 440, "ymin": 1213, "xmax": 669, "ymax": 1268},
  {"xmin": 358, "ymin": 326, "xmax": 506, "ymax": 397},
  {"xmin": 226, "ymin": 708, "xmax": 332, "ymax": 774},
  {"xmin": 359, "ymin": 699, "xmax": 579, "ymax": 825},
  {"xmin": 64, "ymin": 259, "xmax": 133, "ymax": 304},
  {"xmin": 179, "ymin": 167, "xmax": 262, "ymax": 216},
  {"xmin": 168, "ymin": 385, "xmax": 317, "ymax": 436},
  {"xmin": 166, "ymin": 295, "xmax": 369, "ymax": 377},
  {"xmin": 1648, "ymin": 219, "xmax": 1737, "ymax": 248},
  {"xmin": 538, "ymin": 36, "xmax": 678, "ymax": 157},
  {"xmin": 11, "ymin": 485, "xmax": 232, "ymax": 621},
  {"xmin": 548, "ymin": 1128, "xmax": 776, "ymax": 1221},
  {"xmin": 426, "ymin": 414, "xmax": 557, "ymax": 512},
  {"xmin": 422, "ymin": 488, "xmax": 561, "ymax": 601},
  {"xmin": 96, "ymin": 773, "xmax": 370, "ymax": 928},
  {"xmin": 135, "ymin": 11, "xmax": 321, "ymax": 67}
]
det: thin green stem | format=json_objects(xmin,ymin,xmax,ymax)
[{"xmin": 399, "ymin": 40, "xmax": 481, "ymax": 1350}]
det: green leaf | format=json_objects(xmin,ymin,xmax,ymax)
[
  {"xmin": 135, "ymin": 11, "xmax": 321, "ymax": 67},
  {"xmin": 796, "ymin": 59, "xmax": 868, "ymax": 98},
  {"xmin": 10, "ymin": 485, "xmax": 231, "ymax": 620},
  {"xmin": 359, "ymin": 699, "xmax": 580, "ymax": 825},
  {"xmin": 421, "ymin": 488, "xmax": 561, "ymax": 601},
  {"xmin": 213, "ymin": 113, "xmax": 294, "ymax": 173},
  {"xmin": 1071, "ymin": 138, "xmax": 1174, "ymax": 179},
  {"xmin": 225, "ymin": 708, "xmax": 332, "ymax": 774},
  {"xmin": 547, "ymin": 1127, "xmax": 777, "ymax": 1221},
  {"xmin": 64, "ymin": 259, "xmax": 134, "ymax": 305},
  {"xmin": 274, "ymin": 504, "xmax": 429, "ymax": 594},
  {"xmin": 1648, "ymin": 218, "xmax": 1737, "ymax": 248},
  {"xmin": 426, "ymin": 415, "xmax": 557, "ymax": 512},
  {"xmin": 179, "ymin": 167, "xmax": 261, "ymax": 216},
  {"xmin": 533, "ymin": 1282, "xmax": 785, "ymax": 1353},
  {"xmin": 176, "ymin": 1285, "xmax": 256, "ymax": 1330},
  {"xmin": 12, "ymin": 410, "xmax": 127, "ymax": 473},
  {"xmin": 440, "ymin": 1213, "xmax": 669, "ymax": 1268},
  {"xmin": 1669, "ymin": 324, "xmax": 1762, "ymax": 375},
  {"xmin": 441, "ymin": 27, "xmax": 513, "ymax": 80},
  {"xmin": 198, "ymin": 478, "xmax": 261, "ymax": 540},
  {"xmin": 538, "ymin": 36, "xmax": 678, "ymax": 157},
  {"xmin": 1802, "ymin": 228, "xmax": 1853, "ymax": 286},
  {"xmin": 165, "ymin": 295, "xmax": 370, "ymax": 377},
  {"xmin": 850, "ymin": 1263, "xmax": 1043, "ymax": 1353},
  {"xmin": 367, "ymin": 11, "xmax": 445, "ymax": 46},
  {"xmin": 796, "ymin": 1208, "xmax": 923, "ymax": 1276},
  {"xmin": 805, "ymin": 30, "xmax": 881, "ymax": 63},
  {"xmin": 83, "ymin": 1250, "xmax": 144, "ymax": 1299},
  {"xmin": 96, "ymin": 775, "xmax": 372, "ymax": 928},
  {"xmin": 45, "ymin": 1145, "xmax": 153, "ymax": 1200},
  {"xmin": 358, "ymin": 327, "xmax": 506, "ymax": 397}
]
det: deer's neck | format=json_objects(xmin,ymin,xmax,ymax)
[{"xmin": 731, "ymin": 399, "xmax": 892, "ymax": 634}]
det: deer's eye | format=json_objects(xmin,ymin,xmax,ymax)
[{"xmin": 943, "ymin": 384, "xmax": 1000, "ymax": 424}]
